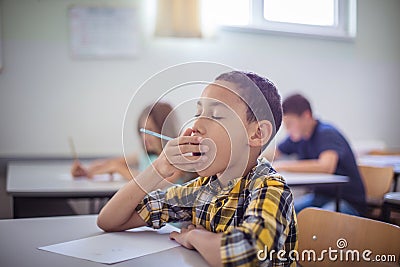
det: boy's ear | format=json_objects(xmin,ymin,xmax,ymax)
[{"xmin": 248, "ymin": 120, "xmax": 273, "ymax": 148}]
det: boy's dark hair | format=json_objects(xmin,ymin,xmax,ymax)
[
  {"xmin": 137, "ymin": 102, "xmax": 178, "ymax": 151},
  {"xmin": 282, "ymin": 94, "xmax": 312, "ymax": 116},
  {"xmin": 215, "ymin": 71, "xmax": 282, "ymax": 140}
]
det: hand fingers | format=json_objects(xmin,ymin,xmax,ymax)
[
  {"xmin": 168, "ymin": 144, "xmax": 209, "ymax": 156},
  {"xmin": 164, "ymin": 171, "xmax": 186, "ymax": 184},
  {"xmin": 181, "ymin": 128, "xmax": 193, "ymax": 137},
  {"xmin": 168, "ymin": 154, "xmax": 207, "ymax": 165},
  {"xmin": 72, "ymin": 169, "xmax": 86, "ymax": 177},
  {"xmin": 169, "ymin": 136, "xmax": 202, "ymax": 146},
  {"xmin": 71, "ymin": 161, "xmax": 88, "ymax": 177},
  {"xmin": 87, "ymin": 162, "xmax": 113, "ymax": 176},
  {"xmin": 169, "ymin": 231, "xmax": 179, "ymax": 240}
]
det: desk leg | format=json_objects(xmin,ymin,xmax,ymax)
[
  {"xmin": 90, "ymin": 199, "xmax": 96, "ymax": 214},
  {"xmin": 13, "ymin": 197, "xmax": 19, "ymax": 219},
  {"xmin": 393, "ymin": 174, "xmax": 399, "ymax": 192},
  {"xmin": 335, "ymin": 185, "xmax": 341, "ymax": 212}
]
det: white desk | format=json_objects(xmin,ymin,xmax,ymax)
[
  {"xmin": 6, "ymin": 161, "xmax": 349, "ymax": 216},
  {"xmin": 7, "ymin": 161, "xmax": 127, "ymax": 197},
  {"xmin": 0, "ymin": 215, "xmax": 208, "ymax": 267},
  {"xmin": 283, "ymin": 172, "xmax": 349, "ymax": 212},
  {"xmin": 358, "ymin": 155, "xmax": 400, "ymax": 191},
  {"xmin": 283, "ymin": 172, "xmax": 349, "ymax": 187},
  {"xmin": 358, "ymin": 155, "xmax": 400, "ymax": 173},
  {"xmin": 7, "ymin": 161, "xmax": 127, "ymax": 218}
]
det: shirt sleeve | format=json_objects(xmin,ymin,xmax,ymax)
[
  {"xmin": 278, "ymin": 137, "xmax": 297, "ymax": 156},
  {"xmin": 316, "ymin": 129, "xmax": 346, "ymax": 159},
  {"xmin": 220, "ymin": 177, "xmax": 297, "ymax": 266},
  {"xmin": 135, "ymin": 178, "xmax": 203, "ymax": 229}
]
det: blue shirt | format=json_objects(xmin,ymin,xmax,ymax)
[{"xmin": 278, "ymin": 120, "xmax": 366, "ymax": 213}]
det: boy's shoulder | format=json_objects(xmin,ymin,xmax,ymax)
[
  {"xmin": 246, "ymin": 158, "xmax": 288, "ymax": 191},
  {"xmin": 176, "ymin": 158, "xmax": 288, "ymax": 192}
]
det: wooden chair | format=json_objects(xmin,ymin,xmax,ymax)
[
  {"xmin": 358, "ymin": 165, "xmax": 394, "ymax": 218},
  {"xmin": 368, "ymin": 150, "xmax": 400, "ymax": 156},
  {"xmin": 297, "ymin": 208, "xmax": 400, "ymax": 266},
  {"xmin": 382, "ymin": 192, "xmax": 400, "ymax": 223}
]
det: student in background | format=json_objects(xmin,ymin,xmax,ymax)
[
  {"xmin": 71, "ymin": 102, "xmax": 179, "ymax": 180},
  {"xmin": 273, "ymin": 94, "xmax": 366, "ymax": 216}
]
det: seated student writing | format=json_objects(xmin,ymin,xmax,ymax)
[
  {"xmin": 97, "ymin": 71, "xmax": 298, "ymax": 267},
  {"xmin": 273, "ymin": 94, "xmax": 366, "ymax": 216},
  {"xmin": 71, "ymin": 102, "xmax": 179, "ymax": 180}
]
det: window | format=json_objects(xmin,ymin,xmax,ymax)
[
  {"xmin": 202, "ymin": 0, "xmax": 356, "ymax": 40},
  {"xmin": 264, "ymin": 0, "xmax": 335, "ymax": 26}
]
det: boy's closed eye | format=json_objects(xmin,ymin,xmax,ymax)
[
  {"xmin": 193, "ymin": 113, "xmax": 225, "ymax": 120},
  {"xmin": 195, "ymin": 99, "xmax": 230, "ymax": 120}
]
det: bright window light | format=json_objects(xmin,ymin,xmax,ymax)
[
  {"xmin": 200, "ymin": 0, "xmax": 355, "ymax": 39},
  {"xmin": 264, "ymin": 0, "xmax": 336, "ymax": 26},
  {"xmin": 202, "ymin": 0, "xmax": 250, "ymax": 26}
]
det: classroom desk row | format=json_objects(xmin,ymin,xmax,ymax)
[
  {"xmin": 6, "ymin": 160, "xmax": 349, "ymax": 218},
  {"xmin": 3, "ymin": 161, "xmax": 349, "ymax": 267},
  {"xmin": 3, "ymin": 158, "xmax": 399, "ymax": 266}
]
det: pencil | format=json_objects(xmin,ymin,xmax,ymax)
[
  {"xmin": 68, "ymin": 137, "xmax": 78, "ymax": 161},
  {"xmin": 139, "ymin": 128, "xmax": 174, "ymax": 141}
]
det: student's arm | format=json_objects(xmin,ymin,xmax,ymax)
[
  {"xmin": 169, "ymin": 178, "xmax": 296, "ymax": 267},
  {"xmin": 97, "ymin": 129, "xmax": 204, "ymax": 232},
  {"xmin": 71, "ymin": 156, "xmax": 138, "ymax": 180},
  {"xmin": 124, "ymin": 154, "xmax": 139, "ymax": 167},
  {"xmin": 274, "ymin": 150, "xmax": 338, "ymax": 173},
  {"xmin": 71, "ymin": 160, "xmax": 89, "ymax": 177},
  {"xmin": 170, "ymin": 225, "xmax": 222, "ymax": 267},
  {"xmin": 87, "ymin": 159, "xmax": 134, "ymax": 180},
  {"xmin": 97, "ymin": 165, "xmax": 163, "ymax": 231}
]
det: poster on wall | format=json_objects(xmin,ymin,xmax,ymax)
[{"xmin": 68, "ymin": 5, "xmax": 139, "ymax": 59}]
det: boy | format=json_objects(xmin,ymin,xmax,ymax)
[
  {"xmin": 274, "ymin": 94, "xmax": 366, "ymax": 216},
  {"xmin": 97, "ymin": 71, "xmax": 298, "ymax": 266}
]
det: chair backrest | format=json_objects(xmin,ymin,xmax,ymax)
[
  {"xmin": 297, "ymin": 208, "xmax": 400, "ymax": 266},
  {"xmin": 368, "ymin": 150, "xmax": 400, "ymax": 156},
  {"xmin": 358, "ymin": 165, "xmax": 394, "ymax": 202}
]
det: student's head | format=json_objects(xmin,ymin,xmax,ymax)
[
  {"xmin": 137, "ymin": 102, "xmax": 178, "ymax": 155},
  {"xmin": 282, "ymin": 94, "xmax": 314, "ymax": 142},
  {"xmin": 193, "ymin": 71, "xmax": 282, "ymax": 177}
]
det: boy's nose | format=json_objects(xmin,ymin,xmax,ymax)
[{"xmin": 192, "ymin": 120, "xmax": 206, "ymax": 136}]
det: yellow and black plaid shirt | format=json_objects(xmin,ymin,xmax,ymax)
[{"xmin": 136, "ymin": 158, "xmax": 298, "ymax": 266}]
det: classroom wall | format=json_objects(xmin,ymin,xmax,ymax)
[{"xmin": 0, "ymin": 0, "xmax": 399, "ymax": 159}]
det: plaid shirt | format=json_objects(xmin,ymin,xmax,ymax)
[{"xmin": 136, "ymin": 158, "xmax": 298, "ymax": 266}]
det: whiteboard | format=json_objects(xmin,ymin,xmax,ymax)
[{"xmin": 68, "ymin": 5, "xmax": 139, "ymax": 58}]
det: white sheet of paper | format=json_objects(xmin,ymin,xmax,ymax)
[{"xmin": 38, "ymin": 224, "xmax": 181, "ymax": 264}]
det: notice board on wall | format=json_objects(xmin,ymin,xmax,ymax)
[{"xmin": 68, "ymin": 5, "xmax": 139, "ymax": 59}]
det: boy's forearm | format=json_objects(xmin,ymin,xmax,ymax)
[
  {"xmin": 189, "ymin": 230, "xmax": 223, "ymax": 267},
  {"xmin": 275, "ymin": 159, "xmax": 333, "ymax": 173},
  {"xmin": 275, "ymin": 150, "xmax": 338, "ymax": 174},
  {"xmin": 97, "ymin": 166, "xmax": 163, "ymax": 231}
]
